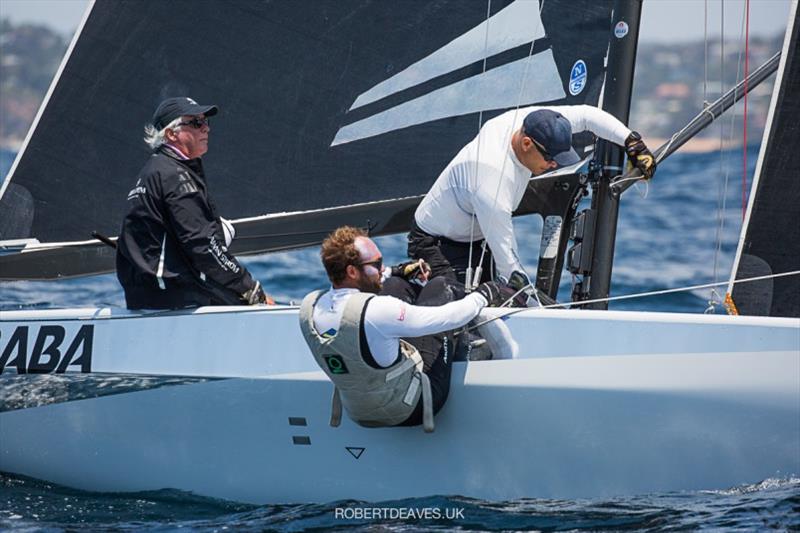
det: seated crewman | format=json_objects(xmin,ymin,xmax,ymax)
[{"xmin": 298, "ymin": 226, "xmax": 514, "ymax": 432}]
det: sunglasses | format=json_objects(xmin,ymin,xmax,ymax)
[
  {"xmin": 358, "ymin": 257, "xmax": 383, "ymax": 271},
  {"xmin": 531, "ymin": 138, "xmax": 555, "ymax": 162},
  {"xmin": 177, "ymin": 117, "xmax": 210, "ymax": 129}
]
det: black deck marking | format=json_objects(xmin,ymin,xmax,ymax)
[
  {"xmin": 288, "ymin": 417, "xmax": 307, "ymax": 426},
  {"xmin": 292, "ymin": 436, "xmax": 311, "ymax": 445},
  {"xmin": 346, "ymin": 447, "xmax": 365, "ymax": 459}
]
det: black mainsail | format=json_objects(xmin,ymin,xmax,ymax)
[
  {"xmin": 728, "ymin": 1, "xmax": 799, "ymax": 318},
  {"xmin": 0, "ymin": 0, "xmax": 622, "ymax": 280}
]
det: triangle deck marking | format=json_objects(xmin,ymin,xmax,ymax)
[{"xmin": 346, "ymin": 447, "xmax": 365, "ymax": 459}]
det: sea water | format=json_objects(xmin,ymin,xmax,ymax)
[{"xmin": 1, "ymin": 147, "xmax": 798, "ymax": 530}]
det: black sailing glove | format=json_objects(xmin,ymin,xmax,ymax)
[
  {"xmin": 391, "ymin": 259, "xmax": 431, "ymax": 282},
  {"xmin": 475, "ymin": 281, "xmax": 525, "ymax": 308},
  {"xmin": 242, "ymin": 280, "xmax": 274, "ymax": 305},
  {"xmin": 507, "ymin": 270, "xmax": 557, "ymax": 307},
  {"xmin": 625, "ymin": 131, "xmax": 656, "ymax": 180},
  {"xmin": 507, "ymin": 270, "xmax": 532, "ymax": 293}
]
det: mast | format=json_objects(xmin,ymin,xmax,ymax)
[{"xmin": 573, "ymin": 0, "xmax": 642, "ymax": 309}]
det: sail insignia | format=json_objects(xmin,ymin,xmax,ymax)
[{"xmin": 332, "ymin": 0, "xmax": 565, "ymax": 146}]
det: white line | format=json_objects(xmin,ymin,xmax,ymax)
[
  {"xmin": 156, "ymin": 235, "xmax": 166, "ymax": 290},
  {"xmin": 333, "ymin": 51, "xmax": 564, "ymax": 146},
  {"xmin": 349, "ymin": 0, "xmax": 545, "ymax": 110},
  {"xmin": 468, "ymin": 270, "xmax": 800, "ymax": 331}
]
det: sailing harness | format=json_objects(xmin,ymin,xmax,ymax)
[{"xmin": 299, "ymin": 291, "xmax": 435, "ymax": 432}]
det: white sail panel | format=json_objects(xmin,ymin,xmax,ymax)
[
  {"xmin": 333, "ymin": 51, "xmax": 565, "ymax": 146},
  {"xmin": 349, "ymin": 0, "xmax": 547, "ymax": 111}
]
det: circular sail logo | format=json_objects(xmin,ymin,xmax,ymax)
[
  {"xmin": 615, "ymin": 21, "xmax": 629, "ymax": 38},
  {"xmin": 569, "ymin": 60, "xmax": 587, "ymax": 96}
]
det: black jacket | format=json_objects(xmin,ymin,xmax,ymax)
[{"xmin": 116, "ymin": 146, "xmax": 257, "ymax": 309}]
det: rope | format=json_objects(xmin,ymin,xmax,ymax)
[
  {"xmin": 466, "ymin": 269, "xmax": 800, "ymax": 332},
  {"xmin": 742, "ymin": 0, "xmax": 750, "ymax": 221},
  {"xmin": 466, "ymin": 0, "xmax": 494, "ymax": 292},
  {"xmin": 708, "ymin": 0, "xmax": 727, "ymax": 313},
  {"xmin": 467, "ymin": 0, "xmax": 547, "ymax": 287},
  {"xmin": 708, "ymin": 0, "xmax": 748, "ymax": 313},
  {"xmin": 703, "ymin": 0, "xmax": 709, "ymax": 107}
]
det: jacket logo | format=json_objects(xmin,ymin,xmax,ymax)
[
  {"xmin": 127, "ymin": 178, "xmax": 146, "ymax": 200},
  {"xmin": 324, "ymin": 355, "xmax": 349, "ymax": 374},
  {"xmin": 177, "ymin": 172, "xmax": 198, "ymax": 194},
  {"xmin": 0, "ymin": 325, "xmax": 93, "ymax": 374},
  {"xmin": 208, "ymin": 235, "xmax": 240, "ymax": 273}
]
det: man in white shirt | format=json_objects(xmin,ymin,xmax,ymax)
[
  {"xmin": 299, "ymin": 226, "xmax": 513, "ymax": 431},
  {"xmin": 409, "ymin": 105, "xmax": 655, "ymax": 291}
]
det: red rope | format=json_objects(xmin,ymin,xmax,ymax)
[{"xmin": 742, "ymin": 0, "xmax": 750, "ymax": 221}]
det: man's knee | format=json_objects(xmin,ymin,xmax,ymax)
[{"xmin": 417, "ymin": 276, "xmax": 457, "ymax": 306}]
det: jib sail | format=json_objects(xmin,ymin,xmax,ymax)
[{"xmin": 728, "ymin": 1, "xmax": 799, "ymax": 318}]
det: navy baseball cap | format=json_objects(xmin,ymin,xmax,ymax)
[
  {"xmin": 152, "ymin": 97, "xmax": 218, "ymax": 130},
  {"xmin": 522, "ymin": 109, "xmax": 580, "ymax": 166}
]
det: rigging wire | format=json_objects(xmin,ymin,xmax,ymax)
[
  {"xmin": 708, "ymin": 0, "xmax": 749, "ymax": 313},
  {"xmin": 465, "ymin": 269, "xmax": 800, "ymax": 332},
  {"xmin": 704, "ymin": 0, "xmax": 709, "ymax": 108},
  {"xmin": 742, "ymin": 0, "xmax": 750, "ymax": 221},
  {"xmin": 119, "ymin": 271, "xmax": 800, "ymax": 319},
  {"xmin": 467, "ymin": 0, "xmax": 547, "ymax": 289},
  {"xmin": 708, "ymin": 0, "xmax": 726, "ymax": 313},
  {"xmin": 465, "ymin": 0, "xmax": 494, "ymax": 292}
]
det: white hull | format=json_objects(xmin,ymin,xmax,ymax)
[{"xmin": 1, "ymin": 306, "xmax": 798, "ymax": 504}]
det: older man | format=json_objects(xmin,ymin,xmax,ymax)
[
  {"xmin": 116, "ymin": 97, "xmax": 271, "ymax": 309},
  {"xmin": 409, "ymin": 105, "xmax": 656, "ymax": 294},
  {"xmin": 299, "ymin": 226, "xmax": 513, "ymax": 432}
]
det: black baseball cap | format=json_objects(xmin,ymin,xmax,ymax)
[
  {"xmin": 152, "ymin": 97, "xmax": 218, "ymax": 130},
  {"xmin": 522, "ymin": 109, "xmax": 580, "ymax": 166}
]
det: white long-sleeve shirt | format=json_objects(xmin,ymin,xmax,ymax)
[
  {"xmin": 312, "ymin": 287, "xmax": 487, "ymax": 367},
  {"xmin": 414, "ymin": 104, "xmax": 631, "ymax": 280}
]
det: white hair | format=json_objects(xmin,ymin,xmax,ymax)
[{"xmin": 143, "ymin": 117, "xmax": 184, "ymax": 150}]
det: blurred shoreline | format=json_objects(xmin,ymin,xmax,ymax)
[{"xmin": 644, "ymin": 136, "xmax": 744, "ymax": 154}]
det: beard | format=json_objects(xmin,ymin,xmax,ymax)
[{"xmin": 357, "ymin": 273, "xmax": 383, "ymax": 294}]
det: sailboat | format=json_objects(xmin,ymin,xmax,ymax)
[{"xmin": 1, "ymin": 0, "xmax": 798, "ymax": 504}]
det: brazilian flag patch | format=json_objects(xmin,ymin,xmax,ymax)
[{"xmin": 324, "ymin": 355, "xmax": 349, "ymax": 374}]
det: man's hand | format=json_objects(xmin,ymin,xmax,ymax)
[
  {"xmin": 391, "ymin": 259, "xmax": 431, "ymax": 283},
  {"xmin": 507, "ymin": 270, "xmax": 532, "ymax": 293},
  {"xmin": 475, "ymin": 281, "xmax": 525, "ymax": 308},
  {"xmin": 625, "ymin": 131, "xmax": 656, "ymax": 180},
  {"xmin": 243, "ymin": 281, "xmax": 275, "ymax": 305},
  {"xmin": 507, "ymin": 270, "xmax": 558, "ymax": 307}
]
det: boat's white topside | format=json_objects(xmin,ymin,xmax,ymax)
[
  {"xmin": 1, "ymin": 305, "xmax": 798, "ymax": 378},
  {"xmin": 2, "ymin": 304, "xmax": 798, "ymax": 503}
]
